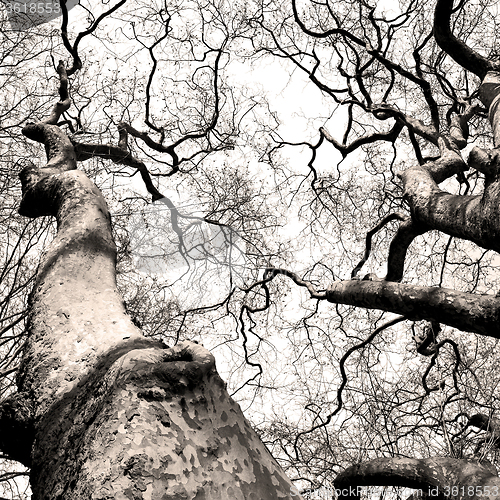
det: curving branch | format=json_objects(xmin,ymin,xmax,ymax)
[
  {"xmin": 263, "ymin": 268, "xmax": 327, "ymax": 300},
  {"xmin": 71, "ymin": 137, "xmax": 166, "ymax": 201},
  {"xmin": 21, "ymin": 61, "xmax": 77, "ymax": 174},
  {"xmin": 292, "ymin": 316, "xmax": 405, "ymax": 460},
  {"xmin": 61, "ymin": 0, "xmax": 128, "ymax": 76},
  {"xmin": 321, "ymin": 121, "xmax": 405, "ymax": 159},
  {"xmin": 433, "ymin": 0, "xmax": 494, "ymax": 79},
  {"xmin": 43, "ymin": 60, "xmax": 71, "ymax": 126},
  {"xmin": 114, "ymin": 122, "xmax": 180, "ymax": 169},
  {"xmin": 385, "ymin": 219, "xmax": 427, "ymax": 282},
  {"xmin": 334, "ymin": 457, "xmax": 498, "ymax": 500},
  {"xmin": 449, "ymin": 104, "xmax": 483, "ymax": 148},
  {"xmin": 351, "ymin": 213, "xmax": 406, "ymax": 279},
  {"xmin": 414, "ymin": 321, "xmax": 441, "ymax": 356}
]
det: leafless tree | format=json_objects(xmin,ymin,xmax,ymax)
[{"xmin": 247, "ymin": 0, "xmax": 500, "ymax": 494}]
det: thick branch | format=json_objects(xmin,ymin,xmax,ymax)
[
  {"xmin": 469, "ymin": 414, "xmax": 500, "ymax": 436},
  {"xmin": 399, "ymin": 137, "xmax": 500, "ymax": 254},
  {"xmin": 335, "ymin": 457, "xmax": 498, "ymax": 500},
  {"xmin": 21, "ymin": 62, "xmax": 76, "ymax": 171},
  {"xmin": 449, "ymin": 104, "xmax": 482, "ymax": 149},
  {"xmin": 326, "ymin": 280, "xmax": 500, "ymax": 338},
  {"xmin": 42, "ymin": 61, "xmax": 71, "ymax": 125},
  {"xmin": 434, "ymin": 0, "xmax": 493, "ymax": 79},
  {"xmin": 72, "ymin": 140, "xmax": 164, "ymax": 201}
]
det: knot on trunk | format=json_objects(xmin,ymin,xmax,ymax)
[
  {"xmin": 18, "ymin": 164, "xmax": 61, "ymax": 217},
  {"xmin": 468, "ymin": 146, "xmax": 500, "ymax": 180},
  {"xmin": 114, "ymin": 341, "xmax": 219, "ymax": 397}
]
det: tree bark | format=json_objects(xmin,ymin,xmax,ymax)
[
  {"xmin": 1, "ymin": 118, "xmax": 301, "ymax": 498},
  {"xmin": 480, "ymin": 71, "xmax": 500, "ymax": 146}
]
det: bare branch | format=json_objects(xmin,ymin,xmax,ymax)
[
  {"xmin": 61, "ymin": 0, "xmax": 128, "ymax": 76},
  {"xmin": 351, "ymin": 213, "xmax": 406, "ymax": 279},
  {"xmin": 263, "ymin": 268, "xmax": 327, "ymax": 300},
  {"xmin": 293, "ymin": 315, "xmax": 405, "ymax": 460},
  {"xmin": 321, "ymin": 120, "xmax": 404, "ymax": 158},
  {"xmin": 335, "ymin": 457, "xmax": 497, "ymax": 499},
  {"xmin": 385, "ymin": 219, "xmax": 427, "ymax": 282},
  {"xmin": 433, "ymin": 0, "xmax": 493, "ymax": 79},
  {"xmin": 326, "ymin": 280, "xmax": 500, "ymax": 338}
]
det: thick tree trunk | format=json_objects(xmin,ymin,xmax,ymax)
[{"xmin": 0, "ymin": 119, "xmax": 300, "ymax": 498}]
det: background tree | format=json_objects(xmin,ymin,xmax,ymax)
[{"xmin": 245, "ymin": 0, "xmax": 500, "ymax": 495}]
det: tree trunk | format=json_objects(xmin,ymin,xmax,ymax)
[{"xmin": 0, "ymin": 120, "xmax": 300, "ymax": 498}]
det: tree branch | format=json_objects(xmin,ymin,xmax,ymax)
[
  {"xmin": 61, "ymin": 0, "xmax": 128, "ymax": 76},
  {"xmin": 321, "ymin": 121, "xmax": 405, "ymax": 158},
  {"xmin": 351, "ymin": 213, "xmax": 406, "ymax": 279},
  {"xmin": 21, "ymin": 61, "xmax": 77, "ymax": 174},
  {"xmin": 335, "ymin": 457, "xmax": 498, "ymax": 500},
  {"xmin": 326, "ymin": 280, "xmax": 500, "ymax": 338},
  {"xmin": 433, "ymin": 0, "xmax": 494, "ymax": 79},
  {"xmin": 400, "ymin": 145, "xmax": 500, "ymax": 254},
  {"xmin": 385, "ymin": 219, "xmax": 427, "ymax": 282}
]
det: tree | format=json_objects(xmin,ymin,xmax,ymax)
[
  {"xmin": 0, "ymin": 1, "xmax": 299, "ymax": 497},
  {"xmin": 4, "ymin": 0, "xmax": 500, "ymax": 497},
  {"xmin": 248, "ymin": 0, "xmax": 500, "ymax": 495}
]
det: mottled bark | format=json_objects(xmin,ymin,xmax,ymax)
[{"xmin": 2, "ymin": 81, "xmax": 300, "ymax": 499}]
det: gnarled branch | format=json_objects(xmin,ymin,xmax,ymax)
[{"xmin": 434, "ymin": 0, "xmax": 494, "ymax": 79}]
